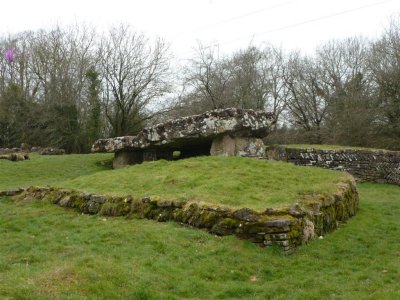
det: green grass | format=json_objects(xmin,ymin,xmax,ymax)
[
  {"xmin": 1, "ymin": 153, "xmax": 398, "ymax": 299},
  {"xmin": 58, "ymin": 156, "xmax": 347, "ymax": 210},
  {"xmin": 0, "ymin": 153, "xmax": 113, "ymax": 190},
  {"xmin": 284, "ymin": 144, "xmax": 389, "ymax": 151},
  {"xmin": 0, "ymin": 182, "xmax": 399, "ymax": 299}
]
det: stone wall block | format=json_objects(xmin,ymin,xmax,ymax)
[
  {"xmin": 267, "ymin": 146, "xmax": 400, "ymax": 185},
  {"xmin": 113, "ymin": 151, "xmax": 143, "ymax": 169}
]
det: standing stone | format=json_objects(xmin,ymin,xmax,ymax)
[
  {"xmin": 113, "ymin": 151, "xmax": 143, "ymax": 169},
  {"xmin": 210, "ymin": 135, "xmax": 265, "ymax": 157}
]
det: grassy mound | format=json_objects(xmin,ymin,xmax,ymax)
[
  {"xmin": 0, "ymin": 183, "xmax": 399, "ymax": 299},
  {"xmin": 58, "ymin": 156, "xmax": 348, "ymax": 210}
]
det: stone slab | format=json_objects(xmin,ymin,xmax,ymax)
[{"xmin": 92, "ymin": 108, "xmax": 275, "ymax": 153}]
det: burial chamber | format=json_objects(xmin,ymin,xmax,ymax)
[{"xmin": 92, "ymin": 108, "xmax": 275, "ymax": 168}]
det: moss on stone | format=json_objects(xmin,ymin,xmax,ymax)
[
  {"xmin": 287, "ymin": 220, "xmax": 304, "ymax": 243},
  {"xmin": 99, "ymin": 197, "xmax": 132, "ymax": 216},
  {"xmin": 200, "ymin": 211, "xmax": 221, "ymax": 228},
  {"xmin": 71, "ymin": 195, "xmax": 88, "ymax": 211},
  {"xmin": 4, "ymin": 170, "xmax": 359, "ymax": 253}
]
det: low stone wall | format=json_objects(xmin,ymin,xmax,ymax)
[
  {"xmin": 0, "ymin": 147, "xmax": 22, "ymax": 154},
  {"xmin": 0, "ymin": 147, "xmax": 65, "ymax": 155},
  {"xmin": 36, "ymin": 147, "xmax": 65, "ymax": 155},
  {"xmin": 266, "ymin": 146, "xmax": 400, "ymax": 185},
  {"xmin": 0, "ymin": 153, "xmax": 29, "ymax": 161},
  {"xmin": 2, "ymin": 179, "xmax": 358, "ymax": 253}
]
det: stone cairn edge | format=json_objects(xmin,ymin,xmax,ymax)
[{"xmin": 0, "ymin": 178, "xmax": 358, "ymax": 254}]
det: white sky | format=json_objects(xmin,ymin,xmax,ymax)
[{"xmin": 1, "ymin": 0, "xmax": 399, "ymax": 60}]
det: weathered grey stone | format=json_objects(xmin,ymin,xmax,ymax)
[
  {"xmin": 301, "ymin": 219, "xmax": 316, "ymax": 243},
  {"xmin": 84, "ymin": 201, "xmax": 101, "ymax": 214},
  {"xmin": 81, "ymin": 192, "xmax": 92, "ymax": 201},
  {"xmin": 38, "ymin": 147, "xmax": 65, "ymax": 155},
  {"xmin": 90, "ymin": 195, "xmax": 107, "ymax": 204},
  {"xmin": 92, "ymin": 108, "xmax": 274, "ymax": 168},
  {"xmin": 232, "ymin": 208, "xmax": 260, "ymax": 222},
  {"xmin": 0, "ymin": 153, "xmax": 29, "ymax": 161},
  {"xmin": 113, "ymin": 151, "xmax": 143, "ymax": 169},
  {"xmin": 210, "ymin": 134, "xmax": 236, "ymax": 156},
  {"xmin": 52, "ymin": 191, "xmax": 67, "ymax": 204},
  {"xmin": 288, "ymin": 203, "xmax": 306, "ymax": 217},
  {"xmin": 263, "ymin": 219, "xmax": 294, "ymax": 227},
  {"xmin": 210, "ymin": 135, "xmax": 265, "ymax": 157},
  {"xmin": 0, "ymin": 188, "xmax": 25, "ymax": 196},
  {"xmin": 0, "ymin": 148, "xmax": 21, "ymax": 155},
  {"xmin": 59, "ymin": 196, "xmax": 71, "ymax": 207}
]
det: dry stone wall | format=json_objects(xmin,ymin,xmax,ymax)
[
  {"xmin": 267, "ymin": 146, "xmax": 400, "ymax": 185},
  {"xmin": 0, "ymin": 148, "xmax": 30, "ymax": 161},
  {"xmin": 0, "ymin": 153, "xmax": 29, "ymax": 161},
  {"xmin": 2, "ymin": 178, "xmax": 358, "ymax": 253}
]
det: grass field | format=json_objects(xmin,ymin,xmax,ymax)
[
  {"xmin": 0, "ymin": 153, "xmax": 113, "ymax": 191},
  {"xmin": 0, "ymin": 153, "xmax": 399, "ymax": 299}
]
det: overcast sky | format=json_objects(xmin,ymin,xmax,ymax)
[{"xmin": 1, "ymin": 0, "xmax": 399, "ymax": 59}]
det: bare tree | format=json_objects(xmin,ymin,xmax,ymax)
[
  {"xmin": 27, "ymin": 25, "xmax": 98, "ymax": 152},
  {"xmin": 99, "ymin": 24, "xmax": 171, "ymax": 136},
  {"xmin": 179, "ymin": 44, "xmax": 287, "ymax": 123},
  {"xmin": 0, "ymin": 31, "xmax": 49, "ymax": 147},
  {"xmin": 282, "ymin": 52, "xmax": 327, "ymax": 143},
  {"xmin": 316, "ymin": 37, "xmax": 375, "ymax": 145},
  {"xmin": 230, "ymin": 45, "xmax": 287, "ymax": 125},
  {"xmin": 369, "ymin": 17, "xmax": 400, "ymax": 149},
  {"xmin": 182, "ymin": 43, "xmax": 235, "ymax": 111}
]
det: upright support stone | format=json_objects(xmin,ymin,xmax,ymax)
[
  {"xmin": 143, "ymin": 150, "xmax": 157, "ymax": 161},
  {"xmin": 113, "ymin": 150, "xmax": 143, "ymax": 169},
  {"xmin": 210, "ymin": 135, "xmax": 236, "ymax": 156},
  {"xmin": 210, "ymin": 134, "xmax": 265, "ymax": 157},
  {"xmin": 235, "ymin": 137, "xmax": 265, "ymax": 157}
]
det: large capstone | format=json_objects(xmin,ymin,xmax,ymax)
[{"xmin": 92, "ymin": 108, "xmax": 275, "ymax": 168}]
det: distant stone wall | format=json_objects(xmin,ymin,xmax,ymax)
[
  {"xmin": 0, "ymin": 152, "xmax": 29, "ymax": 161},
  {"xmin": 0, "ymin": 148, "xmax": 23, "ymax": 154},
  {"xmin": 0, "ymin": 147, "xmax": 65, "ymax": 155},
  {"xmin": 267, "ymin": 146, "xmax": 400, "ymax": 185},
  {"xmin": 2, "ymin": 179, "xmax": 358, "ymax": 253}
]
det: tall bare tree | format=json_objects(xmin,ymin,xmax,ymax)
[
  {"xmin": 316, "ymin": 37, "xmax": 375, "ymax": 145},
  {"xmin": 369, "ymin": 17, "xmax": 400, "ymax": 149},
  {"xmin": 230, "ymin": 45, "xmax": 287, "ymax": 125},
  {"xmin": 282, "ymin": 52, "xmax": 328, "ymax": 143},
  {"xmin": 182, "ymin": 43, "xmax": 235, "ymax": 111},
  {"xmin": 178, "ymin": 44, "xmax": 287, "ymax": 124},
  {"xmin": 100, "ymin": 24, "xmax": 171, "ymax": 136},
  {"xmin": 28, "ymin": 25, "xmax": 97, "ymax": 152}
]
